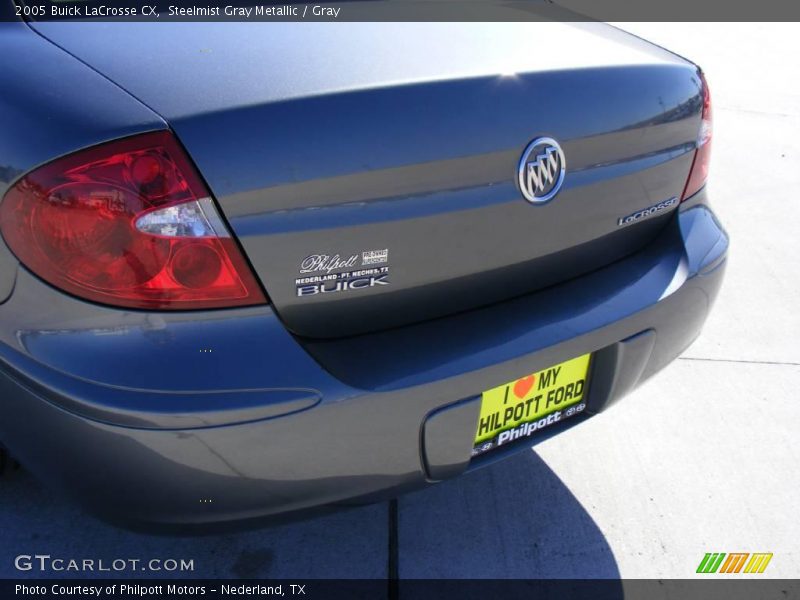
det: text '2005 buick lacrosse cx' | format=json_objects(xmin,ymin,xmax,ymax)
[{"xmin": 0, "ymin": 19, "xmax": 727, "ymax": 529}]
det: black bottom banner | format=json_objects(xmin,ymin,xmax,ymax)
[{"xmin": 3, "ymin": 579, "xmax": 798, "ymax": 600}]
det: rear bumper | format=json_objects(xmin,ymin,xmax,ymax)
[{"xmin": 0, "ymin": 193, "xmax": 727, "ymax": 529}]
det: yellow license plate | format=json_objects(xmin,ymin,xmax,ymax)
[{"xmin": 473, "ymin": 353, "xmax": 591, "ymax": 456}]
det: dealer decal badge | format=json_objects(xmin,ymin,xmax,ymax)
[{"xmin": 295, "ymin": 249, "xmax": 390, "ymax": 297}]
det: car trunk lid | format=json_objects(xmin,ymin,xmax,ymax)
[{"xmin": 30, "ymin": 22, "xmax": 702, "ymax": 337}]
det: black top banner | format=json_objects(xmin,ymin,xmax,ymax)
[{"xmin": 5, "ymin": 0, "xmax": 800, "ymax": 22}]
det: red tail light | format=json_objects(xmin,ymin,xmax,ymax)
[
  {"xmin": 0, "ymin": 131, "xmax": 267, "ymax": 310},
  {"xmin": 681, "ymin": 71, "xmax": 712, "ymax": 201}
]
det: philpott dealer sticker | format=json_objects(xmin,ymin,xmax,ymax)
[{"xmin": 295, "ymin": 250, "xmax": 390, "ymax": 297}]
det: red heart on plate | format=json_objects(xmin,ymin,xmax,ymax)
[{"xmin": 513, "ymin": 375, "xmax": 536, "ymax": 399}]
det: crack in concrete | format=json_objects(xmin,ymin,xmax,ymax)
[
  {"xmin": 679, "ymin": 357, "xmax": 800, "ymax": 367},
  {"xmin": 717, "ymin": 106, "xmax": 798, "ymax": 118},
  {"xmin": 388, "ymin": 499, "xmax": 399, "ymax": 596}
]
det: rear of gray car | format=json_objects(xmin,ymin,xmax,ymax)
[{"xmin": 0, "ymin": 21, "xmax": 726, "ymax": 529}]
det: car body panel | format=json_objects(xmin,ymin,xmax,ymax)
[
  {"xmin": 0, "ymin": 21, "xmax": 728, "ymax": 528},
  {"xmin": 0, "ymin": 23, "xmax": 166, "ymax": 195},
  {"xmin": 0, "ymin": 196, "xmax": 727, "ymax": 528},
  {"xmin": 29, "ymin": 22, "xmax": 688, "ymax": 119},
  {"xmin": 203, "ymin": 67, "xmax": 699, "ymax": 338},
  {"xmin": 31, "ymin": 22, "xmax": 704, "ymax": 337}
]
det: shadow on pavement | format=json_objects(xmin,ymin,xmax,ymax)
[{"xmin": 398, "ymin": 449, "xmax": 622, "ymax": 581}]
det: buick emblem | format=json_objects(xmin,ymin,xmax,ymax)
[{"xmin": 517, "ymin": 137, "xmax": 566, "ymax": 204}]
